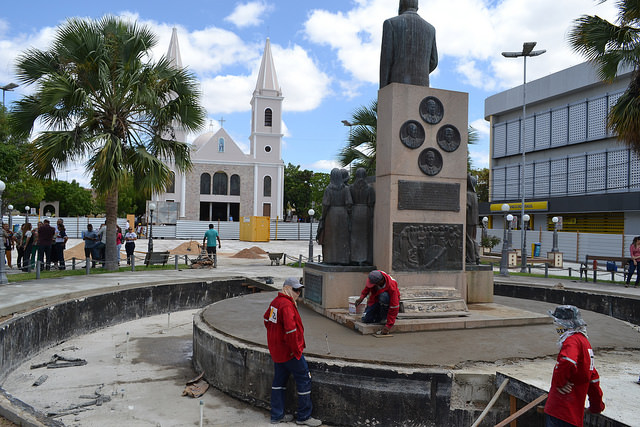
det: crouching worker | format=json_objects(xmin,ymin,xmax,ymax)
[
  {"xmin": 263, "ymin": 277, "xmax": 322, "ymax": 426},
  {"xmin": 544, "ymin": 305, "xmax": 605, "ymax": 427},
  {"xmin": 354, "ymin": 270, "xmax": 400, "ymax": 335}
]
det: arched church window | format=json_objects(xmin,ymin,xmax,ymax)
[
  {"xmin": 213, "ymin": 172, "xmax": 228, "ymax": 195},
  {"xmin": 265, "ymin": 108, "xmax": 272, "ymax": 127},
  {"xmin": 200, "ymin": 173, "xmax": 211, "ymax": 195},
  {"xmin": 230, "ymin": 174, "xmax": 240, "ymax": 196},
  {"xmin": 166, "ymin": 171, "xmax": 175, "ymax": 193},
  {"xmin": 263, "ymin": 176, "xmax": 272, "ymax": 197},
  {"xmin": 218, "ymin": 137, "xmax": 225, "ymax": 152}
]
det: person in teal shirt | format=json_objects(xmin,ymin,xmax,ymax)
[{"xmin": 203, "ymin": 224, "xmax": 221, "ymax": 260}]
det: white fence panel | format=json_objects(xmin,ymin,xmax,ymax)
[{"xmin": 578, "ymin": 233, "xmax": 623, "ymax": 261}]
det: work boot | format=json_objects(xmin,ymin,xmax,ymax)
[
  {"xmin": 271, "ymin": 414, "xmax": 293, "ymax": 424},
  {"xmin": 296, "ymin": 417, "xmax": 322, "ymax": 426}
]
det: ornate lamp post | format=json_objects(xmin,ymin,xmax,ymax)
[
  {"xmin": 551, "ymin": 216, "xmax": 559, "ymax": 252},
  {"xmin": 7, "ymin": 205, "xmax": 13, "ymax": 230},
  {"xmin": 499, "ymin": 203, "xmax": 510, "ymax": 276},
  {"xmin": 148, "ymin": 203, "xmax": 156, "ymax": 253},
  {"xmin": 506, "ymin": 214, "xmax": 514, "ymax": 251},
  {"xmin": 520, "ymin": 214, "xmax": 530, "ymax": 272},
  {"xmin": 25, "ymin": 206, "xmax": 30, "ymax": 225},
  {"xmin": 308, "ymin": 208, "xmax": 315, "ymax": 261},
  {"xmin": 0, "ymin": 180, "xmax": 7, "ymax": 284}
]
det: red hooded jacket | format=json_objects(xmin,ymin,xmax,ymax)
[
  {"xmin": 263, "ymin": 292, "xmax": 306, "ymax": 363},
  {"xmin": 358, "ymin": 271, "xmax": 400, "ymax": 328},
  {"xmin": 544, "ymin": 332, "xmax": 605, "ymax": 426}
]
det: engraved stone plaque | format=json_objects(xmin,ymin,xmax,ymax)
[
  {"xmin": 303, "ymin": 272, "xmax": 323, "ymax": 304},
  {"xmin": 436, "ymin": 125, "xmax": 461, "ymax": 152},
  {"xmin": 399, "ymin": 120, "xmax": 425, "ymax": 149},
  {"xmin": 418, "ymin": 148, "xmax": 442, "ymax": 176},
  {"xmin": 392, "ymin": 223, "xmax": 463, "ymax": 271},
  {"xmin": 398, "ymin": 180, "xmax": 460, "ymax": 211},
  {"xmin": 419, "ymin": 96, "xmax": 444, "ymax": 125}
]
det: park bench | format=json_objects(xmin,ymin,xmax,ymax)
[
  {"xmin": 144, "ymin": 251, "xmax": 171, "ymax": 267},
  {"xmin": 580, "ymin": 255, "xmax": 629, "ymax": 283},
  {"xmin": 267, "ymin": 252, "xmax": 284, "ymax": 266}
]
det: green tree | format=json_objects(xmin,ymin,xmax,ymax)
[
  {"xmin": 470, "ymin": 167, "xmax": 489, "ymax": 203},
  {"xmin": 283, "ymin": 164, "xmax": 329, "ymax": 221},
  {"xmin": 12, "ymin": 17, "xmax": 205, "ymax": 269},
  {"xmin": 42, "ymin": 179, "xmax": 94, "ymax": 216},
  {"xmin": 339, "ymin": 100, "xmax": 479, "ymax": 174},
  {"xmin": 569, "ymin": 1, "xmax": 640, "ymax": 148},
  {"xmin": 94, "ymin": 175, "xmax": 149, "ymax": 217}
]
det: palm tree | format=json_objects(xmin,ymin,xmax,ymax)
[
  {"xmin": 568, "ymin": 1, "xmax": 640, "ymax": 148},
  {"xmin": 11, "ymin": 16, "xmax": 205, "ymax": 270},
  {"xmin": 338, "ymin": 100, "xmax": 479, "ymax": 175}
]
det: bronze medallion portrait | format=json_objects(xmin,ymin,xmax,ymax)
[
  {"xmin": 419, "ymin": 96, "xmax": 444, "ymax": 125},
  {"xmin": 399, "ymin": 120, "xmax": 425, "ymax": 149},
  {"xmin": 436, "ymin": 125, "xmax": 461, "ymax": 152},
  {"xmin": 418, "ymin": 148, "xmax": 443, "ymax": 176}
]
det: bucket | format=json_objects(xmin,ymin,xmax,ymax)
[{"xmin": 348, "ymin": 296, "xmax": 365, "ymax": 315}]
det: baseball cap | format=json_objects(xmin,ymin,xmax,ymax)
[
  {"xmin": 283, "ymin": 277, "xmax": 304, "ymax": 290},
  {"xmin": 366, "ymin": 270, "xmax": 384, "ymax": 288}
]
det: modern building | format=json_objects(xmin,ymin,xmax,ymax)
[
  {"xmin": 482, "ymin": 61, "xmax": 637, "ymax": 235},
  {"xmin": 151, "ymin": 29, "xmax": 285, "ymax": 222}
]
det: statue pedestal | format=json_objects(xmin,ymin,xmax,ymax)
[
  {"xmin": 375, "ymin": 83, "xmax": 469, "ymax": 298},
  {"xmin": 302, "ymin": 263, "xmax": 374, "ymax": 315},
  {"xmin": 465, "ymin": 264, "xmax": 493, "ymax": 303}
]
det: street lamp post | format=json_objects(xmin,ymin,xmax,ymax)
[
  {"xmin": 499, "ymin": 203, "xmax": 510, "ymax": 276},
  {"xmin": 308, "ymin": 209, "xmax": 315, "ymax": 261},
  {"xmin": 0, "ymin": 83, "xmax": 18, "ymax": 106},
  {"xmin": 0, "ymin": 180, "xmax": 7, "ymax": 284},
  {"xmin": 481, "ymin": 216, "xmax": 488, "ymax": 242},
  {"xmin": 521, "ymin": 214, "xmax": 530, "ymax": 272},
  {"xmin": 552, "ymin": 216, "xmax": 560, "ymax": 252},
  {"xmin": 506, "ymin": 214, "xmax": 514, "ymax": 251},
  {"xmin": 148, "ymin": 203, "xmax": 155, "ymax": 253},
  {"xmin": 7, "ymin": 205, "xmax": 13, "ymax": 230},
  {"xmin": 25, "ymin": 206, "xmax": 30, "ymax": 225},
  {"xmin": 502, "ymin": 42, "xmax": 546, "ymax": 275}
]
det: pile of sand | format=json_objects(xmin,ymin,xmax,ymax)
[
  {"xmin": 169, "ymin": 240, "xmax": 201, "ymax": 255},
  {"xmin": 64, "ymin": 243, "xmax": 89, "ymax": 260},
  {"xmin": 231, "ymin": 246, "xmax": 267, "ymax": 259}
]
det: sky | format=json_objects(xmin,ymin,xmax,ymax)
[{"xmin": 0, "ymin": 0, "xmax": 618, "ymax": 187}]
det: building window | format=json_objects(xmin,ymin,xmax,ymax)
[
  {"xmin": 263, "ymin": 176, "xmax": 272, "ymax": 197},
  {"xmin": 200, "ymin": 173, "xmax": 211, "ymax": 195},
  {"xmin": 230, "ymin": 174, "xmax": 240, "ymax": 196},
  {"xmin": 213, "ymin": 172, "xmax": 228, "ymax": 195},
  {"xmin": 265, "ymin": 145, "xmax": 272, "ymax": 153},
  {"xmin": 218, "ymin": 137, "xmax": 225, "ymax": 152},
  {"xmin": 265, "ymin": 108, "xmax": 272, "ymax": 127},
  {"xmin": 166, "ymin": 171, "xmax": 175, "ymax": 193}
]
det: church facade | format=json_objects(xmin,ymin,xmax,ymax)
[{"xmin": 152, "ymin": 29, "xmax": 285, "ymax": 222}]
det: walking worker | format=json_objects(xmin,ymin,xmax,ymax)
[
  {"xmin": 202, "ymin": 224, "xmax": 221, "ymax": 262},
  {"xmin": 544, "ymin": 305, "xmax": 605, "ymax": 427},
  {"xmin": 626, "ymin": 236, "xmax": 640, "ymax": 287},
  {"xmin": 263, "ymin": 278, "xmax": 322, "ymax": 426},
  {"xmin": 353, "ymin": 270, "xmax": 401, "ymax": 335}
]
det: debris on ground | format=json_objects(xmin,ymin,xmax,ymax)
[
  {"xmin": 189, "ymin": 244, "xmax": 215, "ymax": 269},
  {"xmin": 231, "ymin": 246, "xmax": 267, "ymax": 259},
  {"xmin": 46, "ymin": 385, "xmax": 111, "ymax": 418},
  {"xmin": 32, "ymin": 375, "xmax": 48, "ymax": 387},
  {"xmin": 30, "ymin": 354, "xmax": 87, "ymax": 369},
  {"xmin": 182, "ymin": 372, "xmax": 210, "ymax": 398}
]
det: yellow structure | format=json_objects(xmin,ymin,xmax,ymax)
[{"xmin": 239, "ymin": 216, "xmax": 270, "ymax": 242}]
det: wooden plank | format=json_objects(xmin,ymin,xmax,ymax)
[{"xmin": 495, "ymin": 394, "xmax": 548, "ymax": 427}]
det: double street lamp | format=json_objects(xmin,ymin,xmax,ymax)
[{"xmin": 502, "ymin": 42, "xmax": 546, "ymax": 275}]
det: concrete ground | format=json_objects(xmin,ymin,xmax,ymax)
[{"xmin": 1, "ymin": 239, "xmax": 640, "ymax": 426}]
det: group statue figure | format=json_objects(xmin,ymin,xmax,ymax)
[
  {"xmin": 466, "ymin": 173, "xmax": 480, "ymax": 264},
  {"xmin": 316, "ymin": 168, "xmax": 375, "ymax": 266}
]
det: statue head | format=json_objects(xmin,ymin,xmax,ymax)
[
  {"xmin": 355, "ymin": 167, "xmax": 367, "ymax": 181},
  {"xmin": 425, "ymin": 150, "xmax": 435, "ymax": 166},
  {"xmin": 408, "ymin": 123, "xmax": 418, "ymax": 138},
  {"xmin": 399, "ymin": 0, "xmax": 418, "ymax": 14},
  {"xmin": 427, "ymin": 99, "xmax": 436, "ymax": 115},
  {"xmin": 329, "ymin": 168, "xmax": 343, "ymax": 188},
  {"xmin": 444, "ymin": 127, "xmax": 454, "ymax": 142}
]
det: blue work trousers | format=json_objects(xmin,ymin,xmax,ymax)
[
  {"xmin": 271, "ymin": 355, "xmax": 312, "ymax": 422},
  {"xmin": 361, "ymin": 291, "xmax": 389, "ymax": 324},
  {"xmin": 627, "ymin": 260, "xmax": 640, "ymax": 285},
  {"xmin": 545, "ymin": 414, "xmax": 576, "ymax": 427}
]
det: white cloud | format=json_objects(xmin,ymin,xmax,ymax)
[
  {"xmin": 306, "ymin": 160, "xmax": 341, "ymax": 172},
  {"xmin": 470, "ymin": 118, "xmax": 490, "ymax": 136},
  {"xmin": 225, "ymin": 1, "xmax": 273, "ymax": 28}
]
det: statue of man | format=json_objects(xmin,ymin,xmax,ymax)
[{"xmin": 380, "ymin": 0, "xmax": 438, "ymax": 89}]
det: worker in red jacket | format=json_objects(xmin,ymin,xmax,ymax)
[
  {"xmin": 544, "ymin": 305, "xmax": 605, "ymax": 427},
  {"xmin": 353, "ymin": 270, "xmax": 400, "ymax": 335},
  {"xmin": 263, "ymin": 277, "xmax": 322, "ymax": 426}
]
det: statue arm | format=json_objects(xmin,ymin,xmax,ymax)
[
  {"xmin": 379, "ymin": 19, "xmax": 393, "ymax": 89},
  {"xmin": 429, "ymin": 28, "xmax": 438, "ymax": 73}
]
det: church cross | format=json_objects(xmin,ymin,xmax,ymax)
[{"xmin": 219, "ymin": 117, "xmax": 225, "ymax": 128}]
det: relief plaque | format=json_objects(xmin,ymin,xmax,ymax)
[
  {"xmin": 418, "ymin": 148, "xmax": 443, "ymax": 176},
  {"xmin": 399, "ymin": 120, "xmax": 425, "ymax": 149},
  {"xmin": 392, "ymin": 223, "xmax": 463, "ymax": 272},
  {"xmin": 436, "ymin": 125, "xmax": 461, "ymax": 152},
  {"xmin": 398, "ymin": 181, "xmax": 460, "ymax": 211},
  {"xmin": 419, "ymin": 96, "xmax": 444, "ymax": 125},
  {"xmin": 303, "ymin": 272, "xmax": 323, "ymax": 305}
]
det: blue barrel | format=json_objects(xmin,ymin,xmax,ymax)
[{"xmin": 533, "ymin": 242, "xmax": 541, "ymax": 257}]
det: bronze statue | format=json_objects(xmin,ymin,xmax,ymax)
[
  {"xmin": 349, "ymin": 168, "xmax": 375, "ymax": 265},
  {"xmin": 466, "ymin": 173, "xmax": 480, "ymax": 264},
  {"xmin": 380, "ymin": 0, "xmax": 438, "ymax": 89},
  {"xmin": 317, "ymin": 168, "xmax": 353, "ymax": 265}
]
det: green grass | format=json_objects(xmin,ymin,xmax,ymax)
[
  {"xmin": 6, "ymin": 264, "xmax": 190, "ymax": 283},
  {"xmin": 493, "ymin": 270, "xmax": 625, "ymax": 285}
]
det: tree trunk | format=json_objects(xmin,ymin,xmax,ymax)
[{"xmin": 104, "ymin": 188, "xmax": 119, "ymax": 271}]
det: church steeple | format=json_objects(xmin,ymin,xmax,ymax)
[
  {"xmin": 167, "ymin": 27, "xmax": 183, "ymax": 68},
  {"xmin": 254, "ymin": 38, "xmax": 281, "ymax": 96}
]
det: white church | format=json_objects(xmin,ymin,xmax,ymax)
[{"xmin": 151, "ymin": 29, "xmax": 285, "ymax": 222}]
